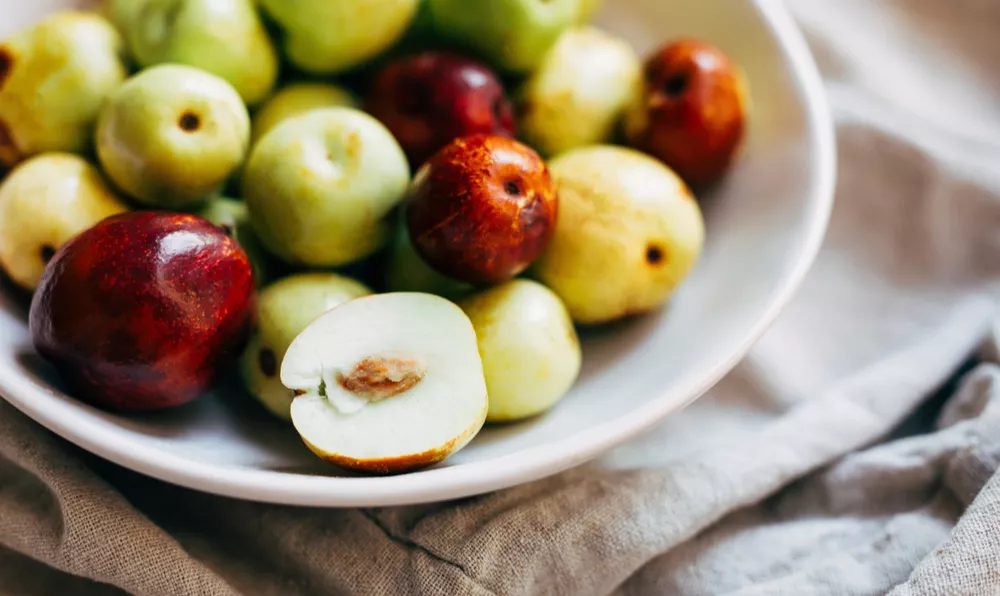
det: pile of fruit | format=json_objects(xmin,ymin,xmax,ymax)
[{"xmin": 0, "ymin": 0, "xmax": 748, "ymax": 474}]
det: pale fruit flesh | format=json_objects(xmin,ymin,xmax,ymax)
[
  {"xmin": 0, "ymin": 153, "xmax": 129, "ymax": 290},
  {"xmin": 460, "ymin": 280, "xmax": 581, "ymax": 422},
  {"xmin": 240, "ymin": 273, "xmax": 372, "ymax": 421},
  {"xmin": 283, "ymin": 293, "xmax": 488, "ymax": 473},
  {"xmin": 532, "ymin": 145, "xmax": 705, "ymax": 324}
]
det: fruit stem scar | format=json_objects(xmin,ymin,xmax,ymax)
[
  {"xmin": 663, "ymin": 74, "xmax": 689, "ymax": 97},
  {"xmin": 646, "ymin": 244, "xmax": 666, "ymax": 265},
  {"xmin": 178, "ymin": 111, "xmax": 201, "ymax": 132},
  {"xmin": 258, "ymin": 348, "xmax": 277, "ymax": 377},
  {"xmin": 337, "ymin": 356, "xmax": 426, "ymax": 401},
  {"xmin": 0, "ymin": 48, "xmax": 11, "ymax": 90},
  {"xmin": 39, "ymin": 244, "xmax": 56, "ymax": 264}
]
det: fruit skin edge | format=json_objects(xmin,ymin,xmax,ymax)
[{"xmin": 294, "ymin": 391, "xmax": 488, "ymax": 475}]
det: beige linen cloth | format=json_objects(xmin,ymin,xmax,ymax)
[{"xmin": 3, "ymin": 0, "xmax": 1000, "ymax": 594}]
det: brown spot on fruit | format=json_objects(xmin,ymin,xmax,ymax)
[
  {"xmin": 218, "ymin": 223, "xmax": 235, "ymax": 237},
  {"xmin": 337, "ymin": 356, "xmax": 426, "ymax": 401},
  {"xmin": 178, "ymin": 111, "xmax": 201, "ymax": 132},
  {"xmin": 258, "ymin": 348, "xmax": 277, "ymax": 377},
  {"xmin": 0, "ymin": 119, "xmax": 20, "ymax": 167},
  {"xmin": 40, "ymin": 244, "xmax": 56, "ymax": 264},
  {"xmin": 645, "ymin": 244, "xmax": 665, "ymax": 266},
  {"xmin": 0, "ymin": 47, "xmax": 12, "ymax": 90}
]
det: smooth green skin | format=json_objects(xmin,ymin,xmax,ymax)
[
  {"xmin": 0, "ymin": 153, "xmax": 129, "ymax": 291},
  {"xmin": 519, "ymin": 27, "xmax": 641, "ymax": 157},
  {"xmin": 195, "ymin": 197, "xmax": 281, "ymax": 287},
  {"xmin": 240, "ymin": 273, "xmax": 372, "ymax": 420},
  {"xmin": 460, "ymin": 280, "xmax": 581, "ymax": 422},
  {"xmin": 104, "ymin": 0, "xmax": 143, "ymax": 31},
  {"xmin": 259, "ymin": 0, "xmax": 420, "ymax": 74},
  {"xmin": 0, "ymin": 12, "xmax": 127, "ymax": 168},
  {"xmin": 384, "ymin": 216, "xmax": 473, "ymax": 299},
  {"xmin": 251, "ymin": 83, "xmax": 359, "ymax": 147},
  {"xmin": 96, "ymin": 64, "xmax": 250, "ymax": 208},
  {"xmin": 243, "ymin": 108, "xmax": 410, "ymax": 268},
  {"xmin": 116, "ymin": 0, "xmax": 279, "ymax": 106},
  {"xmin": 532, "ymin": 146, "xmax": 705, "ymax": 325},
  {"xmin": 427, "ymin": 0, "xmax": 580, "ymax": 74}
]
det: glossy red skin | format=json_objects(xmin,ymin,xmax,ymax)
[
  {"xmin": 365, "ymin": 52, "xmax": 516, "ymax": 169},
  {"xmin": 29, "ymin": 212, "xmax": 257, "ymax": 412},
  {"xmin": 628, "ymin": 39, "xmax": 747, "ymax": 188},
  {"xmin": 407, "ymin": 135, "xmax": 557, "ymax": 285}
]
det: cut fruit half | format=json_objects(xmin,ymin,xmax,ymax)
[{"xmin": 282, "ymin": 292, "xmax": 488, "ymax": 474}]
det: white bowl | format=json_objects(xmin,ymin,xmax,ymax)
[{"xmin": 0, "ymin": 0, "xmax": 835, "ymax": 506}]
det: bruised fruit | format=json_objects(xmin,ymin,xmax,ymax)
[
  {"xmin": 29, "ymin": 212, "xmax": 256, "ymax": 412},
  {"xmin": 119, "ymin": 0, "xmax": 279, "ymax": 106},
  {"xmin": 426, "ymin": 0, "xmax": 580, "ymax": 74},
  {"xmin": 240, "ymin": 273, "xmax": 372, "ymax": 421},
  {"xmin": 96, "ymin": 64, "xmax": 251, "ymax": 208},
  {"xmin": 518, "ymin": 26, "xmax": 640, "ymax": 157},
  {"xmin": 532, "ymin": 146, "xmax": 704, "ymax": 324},
  {"xmin": 0, "ymin": 154, "xmax": 129, "ymax": 291},
  {"xmin": 244, "ymin": 108, "xmax": 410, "ymax": 267},
  {"xmin": 624, "ymin": 38, "xmax": 749, "ymax": 188},
  {"xmin": 251, "ymin": 83, "xmax": 358, "ymax": 147},
  {"xmin": 195, "ymin": 197, "xmax": 280, "ymax": 286},
  {"xmin": 365, "ymin": 51, "xmax": 515, "ymax": 168},
  {"xmin": 258, "ymin": 0, "xmax": 420, "ymax": 75},
  {"xmin": 282, "ymin": 293, "xmax": 488, "ymax": 473},
  {"xmin": 0, "ymin": 12, "xmax": 127, "ymax": 168},
  {"xmin": 459, "ymin": 280, "xmax": 580, "ymax": 422},
  {"xmin": 407, "ymin": 135, "xmax": 558, "ymax": 285}
]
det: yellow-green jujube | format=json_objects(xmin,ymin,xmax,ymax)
[
  {"xmin": 460, "ymin": 280, "xmax": 581, "ymax": 422},
  {"xmin": 243, "ymin": 108, "xmax": 410, "ymax": 267},
  {"xmin": 258, "ymin": 0, "xmax": 420, "ymax": 74},
  {"xmin": 96, "ymin": 64, "xmax": 250, "ymax": 208},
  {"xmin": 532, "ymin": 146, "xmax": 705, "ymax": 324},
  {"xmin": 519, "ymin": 26, "xmax": 641, "ymax": 156},
  {"xmin": 0, "ymin": 12, "xmax": 127, "ymax": 168},
  {"xmin": 116, "ymin": 0, "xmax": 280, "ymax": 106},
  {"xmin": 0, "ymin": 153, "xmax": 129, "ymax": 290}
]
